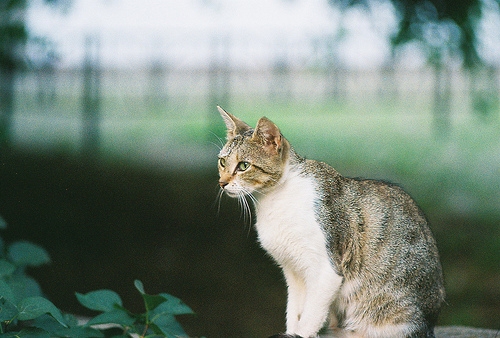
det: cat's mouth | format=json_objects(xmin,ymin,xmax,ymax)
[
  {"xmin": 222, "ymin": 186, "xmax": 252, "ymax": 198},
  {"xmin": 223, "ymin": 189, "xmax": 244, "ymax": 198}
]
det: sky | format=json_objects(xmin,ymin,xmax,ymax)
[
  {"xmin": 26, "ymin": 0, "xmax": 500, "ymax": 69},
  {"xmin": 26, "ymin": 0, "xmax": 397, "ymax": 69}
]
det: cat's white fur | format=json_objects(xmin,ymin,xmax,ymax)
[{"xmin": 255, "ymin": 165, "xmax": 343, "ymax": 338}]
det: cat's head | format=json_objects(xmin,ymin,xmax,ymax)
[{"xmin": 217, "ymin": 107, "xmax": 290, "ymax": 197}]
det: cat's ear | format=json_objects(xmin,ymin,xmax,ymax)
[
  {"xmin": 252, "ymin": 117, "xmax": 282, "ymax": 154},
  {"xmin": 218, "ymin": 106, "xmax": 251, "ymax": 139}
]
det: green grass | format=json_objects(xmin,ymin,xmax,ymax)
[{"xmin": 12, "ymin": 94, "xmax": 500, "ymax": 217}]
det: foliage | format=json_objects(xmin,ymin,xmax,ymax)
[
  {"xmin": 0, "ymin": 216, "xmax": 194, "ymax": 338},
  {"xmin": 75, "ymin": 281, "xmax": 194, "ymax": 338},
  {"xmin": 329, "ymin": 0, "xmax": 497, "ymax": 68},
  {"xmin": 0, "ymin": 0, "xmax": 69, "ymax": 70},
  {"xmin": 0, "ymin": 0, "xmax": 28, "ymax": 70},
  {"xmin": 0, "ymin": 0, "xmax": 72, "ymax": 152}
]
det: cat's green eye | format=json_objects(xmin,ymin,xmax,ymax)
[
  {"xmin": 219, "ymin": 158, "xmax": 226, "ymax": 168},
  {"xmin": 237, "ymin": 161, "xmax": 250, "ymax": 171}
]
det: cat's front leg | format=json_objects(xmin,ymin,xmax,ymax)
[
  {"xmin": 283, "ymin": 268, "xmax": 307, "ymax": 333},
  {"xmin": 295, "ymin": 266, "xmax": 343, "ymax": 338}
]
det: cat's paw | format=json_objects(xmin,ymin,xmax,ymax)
[{"xmin": 268, "ymin": 334, "xmax": 304, "ymax": 338}]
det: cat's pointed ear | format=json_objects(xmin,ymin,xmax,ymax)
[
  {"xmin": 252, "ymin": 117, "xmax": 282, "ymax": 154},
  {"xmin": 218, "ymin": 106, "xmax": 251, "ymax": 139}
]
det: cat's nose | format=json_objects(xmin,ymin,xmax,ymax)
[{"xmin": 219, "ymin": 180, "xmax": 228, "ymax": 189}]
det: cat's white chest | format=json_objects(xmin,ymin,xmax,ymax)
[{"xmin": 255, "ymin": 171, "xmax": 328, "ymax": 272}]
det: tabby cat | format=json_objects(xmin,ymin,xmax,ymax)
[{"xmin": 216, "ymin": 107, "xmax": 445, "ymax": 338}]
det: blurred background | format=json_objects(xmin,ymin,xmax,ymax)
[{"xmin": 0, "ymin": 0, "xmax": 499, "ymax": 337}]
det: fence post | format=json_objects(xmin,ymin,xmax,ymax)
[
  {"xmin": 208, "ymin": 37, "xmax": 231, "ymax": 138},
  {"xmin": 433, "ymin": 64, "xmax": 452, "ymax": 138},
  {"xmin": 470, "ymin": 65, "xmax": 499, "ymax": 121},
  {"xmin": 81, "ymin": 35, "xmax": 101, "ymax": 159},
  {"xmin": 269, "ymin": 51, "xmax": 291, "ymax": 101}
]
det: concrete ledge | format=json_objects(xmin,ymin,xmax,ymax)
[
  {"xmin": 435, "ymin": 326, "xmax": 499, "ymax": 338},
  {"xmin": 319, "ymin": 326, "xmax": 499, "ymax": 337}
]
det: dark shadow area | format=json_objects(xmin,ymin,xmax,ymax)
[
  {"xmin": 0, "ymin": 150, "xmax": 286, "ymax": 338},
  {"xmin": 0, "ymin": 150, "xmax": 499, "ymax": 336}
]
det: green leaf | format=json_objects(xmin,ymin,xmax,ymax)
[
  {"xmin": 134, "ymin": 280, "xmax": 169, "ymax": 312},
  {"xmin": 0, "ymin": 296, "xmax": 18, "ymax": 322},
  {"xmin": 155, "ymin": 293, "xmax": 194, "ymax": 316},
  {"xmin": 31, "ymin": 313, "xmax": 67, "ymax": 333},
  {"xmin": 0, "ymin": 215, "xmax": 6, "ymax": 229},
  {"xmin": 0, "ymin": 259, "xmax": 16, "ymax": 277},
  {"xmin": 57, "ymin": 326, "xmax": 105, "ymax": 338},
  {"xmin": 147, "ymin": 294, "xmax": 193, "ymax": 338},
  {"xmin": 0, "ymin": 327, "xmax": 50, "ymax": 337},
  {"xmin": 0, "ymin": 236, "xmax": 5, "ymax": 257},
  {"xmin": 142, "ymin": 293, "xmax": 168, "ymax": 313},
  {"xmin": 7, "ymin": 274, "xmax": 43, "ymax": 302},
  {"xmin": 133, "ymin": 279, "xmax": 145, "ymax": 294},
  {"xmin": 17, "ymin": 296, "xmax": 67, "ymax": 327},
  {"xmin": 76, "ymin": 290, "xmax": 122, "ymax": 312},
  {"xmin": 0, "ymin": 280, "xmax": 15, "ymax": 303},
  {"xmin": 8, "ymin": 241, "xmax": 50, "ymax": 267},
  {"xmin": 62, "ymin": 313, "xmax": 80, "ymax": 327},
  {"xmin": 149, "ymin": 314, "xmax": 188, "ymax": 337},
  {"xmin": 33, "ymin": 314, "xmax": 104, "ymax": 338},
  {"xmin": 86, "ymin": 309, "xmax": 136, "ymax": 327}
]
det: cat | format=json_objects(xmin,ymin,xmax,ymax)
[{"xmin": 216, "ymin": 106, "xmax": 445, "ymax": 338}]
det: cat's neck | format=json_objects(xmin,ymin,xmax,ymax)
[
  {"xmin": 253, "ymin": 147, "xmax": 307, "ymax": 201},
  {"xmin": 287, "ymin": 146, "xmax": 306, "ymax": 167}
]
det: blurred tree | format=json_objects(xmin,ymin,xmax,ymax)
[
  {"xmin": 0, "ymin": 0, "xmax": 69, "ymax": 155},
  {"xmin": 389, "ymin": 0, "xmax": 482, "ymax": 67},
  {"xmin": 328, "ymin": 0, "xmax": 500, "ymax": 131},
  {"xmin": 390, "ymin": 0, "xmax": 482, "ymax": 134},
  {"xmin": 321, "ymin": 32, "xmax": 349, "ymax": 103}
]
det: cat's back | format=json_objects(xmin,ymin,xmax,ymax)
[
  {"xmin": 301, "ymin": 158, "xmax": 429, "ymax": 230},
  {"xmin": 300, "ymin": 158, "xmax": 441, "ymax": 275}
]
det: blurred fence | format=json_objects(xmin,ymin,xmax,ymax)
[
  {"xmin": 15, "ymin": 63, "xmax": 499, "ymax": 114},
  {"xmin": 4, "ymin": 35, "xmax": 500, "ymax": 158}
]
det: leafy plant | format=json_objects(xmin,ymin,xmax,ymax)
[
  {"xmin": 0, "ymin": 216, "xmax": 195, "ymax": 337},
  {"xmin": 75, "ymin": 280, "xmax": 194, "ymax": 338}
]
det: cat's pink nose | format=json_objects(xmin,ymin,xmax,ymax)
[{"xmin": 219, "ymin": 180, "xmax": 228, "ymax": 188}]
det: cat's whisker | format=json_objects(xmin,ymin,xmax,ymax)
[
  {"xmin": 239, "ymin": 192, "xmax": 250, "ymax": 222},
  {"xmin": 241, "ymin": 195, "xmax": 249, "ymax": 224},
  {"xmin": 239, "ymin": 191, "xmax": 254, "ymax": 235},
  {"xmin": 236, "ymin": 191, "xmax": 245, "ymax": 215},
  {"xmin": 246, "ymin": 191, "xmax": 259, "ymax": 207},
  {"xmin": 208, "ymin": 141, "xmax": 222, "ymax": 151},
  {"xmin": 236, "ymin": 193, "xmax": 244, "ymax": 221},
  {"xmin": 214, "ymin": 187, "xmax": 224, "ymax": 216},
  {"xmin": 208, "ymin": 131, "xmax": 224, "ymax": 150},
  {"xmin": 208, "ymin": 138, "xmax": 223, "ymax": 152}
]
